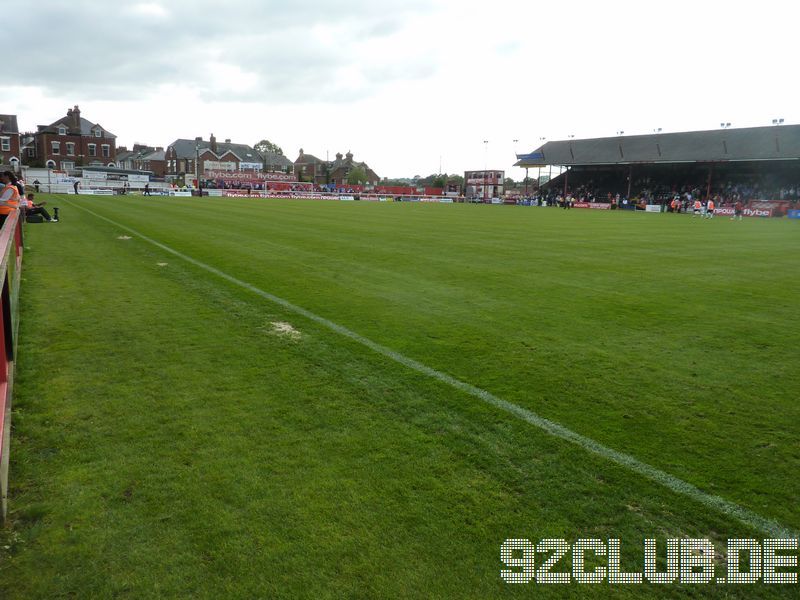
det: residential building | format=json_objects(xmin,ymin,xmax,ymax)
[
  {"xmin": 293, "ymin": 149, "xmax": 328, "ymax": 185},
  {"xmin": 165, "ymin": 134, "xmax": 292, "ymax": 179},
  {"xmin": 115, "ymin": 146, "xmax": 137, "ymax": 170},
  {"xmin": 293, "ymin": 149, "xmax": 380, "ymax": 186},
  {"xmin": 116, "ymin": 144, "xmax": 166, "ymax": 177},
  {"xmin": 0, "ymin": 115, "xmax": 21, "ymax": 170},
  {"xmin": 32, "ymin": 105, "xmax": 117, "ymax": 170},
  {"xmin": 20, "ymin": 133, "xmax": 36, "ymax": 165},
  {"xmin": 327, "ymin": 151, "xmax": 379, "ymax": 187},
  {"xmin": 464, "ymin": 170, "xmax": 504, "ymax": 199}
]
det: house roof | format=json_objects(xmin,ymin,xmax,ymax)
[
  {"xmin": 294, "ymin": 151, "xmax": 324, "ymax": 164},
  {"xmin": 261, "ymin": 151, "xmax": 293, "ymax": 168},
  {"xmin": 169, "ymin": 138, "xmax": 261, "ymax": 162},
  {"xmin": 142, "ymin": 149, "xmax": 165, "ymax": 161},
  {"xmin": 0, "ymin": 115, "xmax": 19, "ymax": 135},
  {"xmin": 515, "ymin": 125, "xmax": 800, "ymax": 167},
  {"xmin": 116, "ymin": 149, "xmax": 137, "ymax": 161},
  {"xmin": 40, "ymin": 116, "xmax": 117, "ymax": 139}
]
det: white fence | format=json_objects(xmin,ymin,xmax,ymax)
[{"xmin": 21, "ymin": 166, "xmax": 172, "ymax": 195}]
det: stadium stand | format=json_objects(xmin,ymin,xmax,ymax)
[{"xmin": 516, "ymin": 125, "xmax": 800, "ymax": 208}]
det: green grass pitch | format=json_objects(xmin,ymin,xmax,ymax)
[{"xmin": 0, "ymin": 194, "xmax": 798, "ymax": 598}]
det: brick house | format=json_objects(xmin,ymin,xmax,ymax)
[
  {"xmin": 327, "ymin": 151, "xmax": 379, "ymax": 187},
  {"xmin": 138, "ymin": 148, "xmax": 166, "ymax": 177},
  {"xmin": 0, "ymin": 115, "xmax": 21, "ymax": 171},
  {"xmin": 117, "ymin": 144, "xmax": 166, "ymax": 177},
  {"xmin": 165, "ymin": 134, "xmax": 291, "ymax": 179},
  {"xmin": 293, "ymin": 149, "xmax": 379, "ymax": 186},
  {"xmin": 293, "ymin": 149, "xmax": 328, "ymax": 185},
  {"xmin": 32, "ymin": 105, "xmax": 117, "ymax": 170}
]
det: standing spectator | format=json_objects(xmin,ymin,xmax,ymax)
[
  {"xmin": 144, "ymin": 183, "xmax": 151, "ymax": 196},
  {"xmin": 33, "ymin": 179, "xmax": 41, "ymax": 193},
  {"xmin": 0, "ymin": 171, "xmax": 21, "ymax": 226},
  {"xmin": 73, "ymin": 180, "xmax": 80, "ymax": 194}
]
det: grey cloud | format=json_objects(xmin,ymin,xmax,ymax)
[{"xmin": 19, "ymin": 0, "xmax": 436, "ymax": 102}]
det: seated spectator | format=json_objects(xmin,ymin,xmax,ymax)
[{"xmin": 21, "ymin": 193, "xmax": 55, "ymax": 222}]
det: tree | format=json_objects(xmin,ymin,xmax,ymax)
[
  {"xmin": 254, "ymin": 139, "xmax": 284, "ymax": 157},
  {"xmin": 381, "ymin": 177, "xmax": 412, "ymax": 186},
  {"xmin": 346, "ymin": 166, "xmax": 368, "ymax": 185}
]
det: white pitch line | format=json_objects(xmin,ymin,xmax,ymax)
[{"xmin": 68, "ymin": 200, "xmax": 797, "ymax": 539}]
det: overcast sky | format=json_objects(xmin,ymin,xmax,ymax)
[{"xmin": 10, "ymin": 0, "xmax": 799, "ymax": 179}]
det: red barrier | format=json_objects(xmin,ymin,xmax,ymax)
[{"xmin": 0, "ymin": 211, "xmax": 23, "ymax": 521}]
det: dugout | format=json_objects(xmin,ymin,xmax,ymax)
[{"xmin": 515, "ymin": 125, "xmax": 800, "ymax": 203}]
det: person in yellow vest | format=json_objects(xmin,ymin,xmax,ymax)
[
  {"xmin": 705, "ymin": 198, "xmax": 715, "ymax": 219},
  {"xmin": 692, "ymin": 199, "xmax": 702, "ymax": 217},
  {"xmin": 0, "ymin": 171, "xmax": 20, "ymax": 227}
]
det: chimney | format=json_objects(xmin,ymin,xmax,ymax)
[
  {"xmin": 210, "ymin": 133, "xmax": 217, "ymax": 153},
  {"xmin": 72, "ymin": 105, "xmax": 81, "ymax": 129},
  {"xmin": 345, "ymin": 151, "xmax": 353, "ymax": 161},
  {"xmin": 336, "ymin": 152, "xmax": 343, "ymax": 161}
]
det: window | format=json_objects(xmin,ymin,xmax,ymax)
[
  {"xmin": 51, "ymin": 141, "xmax": 61, "ymax": 155},
  {"xmin": 102, "ymin": 144, "xmax": 110, "ymax": 158},
  {"xmin": 94, "ymin": 129, "xmax": 102, "ymax": 138},
  {"xmin": 61, "ymin": 161, "xmax": 75, "ymax": 170},
  {"xmin": 0, "ymin": 137, "xmax": 9, "ymax": 152},
  {"xmin": 26, "ymin": 148, "xmax": 35, "ymax": 158},
  {"xmin": 58, "ymin": 126, "xmax": 67, "ymax": 136},
  {"xmin": 66, "ymin": 142, "xmax": 76, "ymax": 156},
  {"xmin": 88, "ymin": 143, "xmax": 97, "ymax": 157}
]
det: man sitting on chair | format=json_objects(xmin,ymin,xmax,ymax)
[{"xmin": 21, "ymin": 193, "xmax": 55, "ymax": 222}]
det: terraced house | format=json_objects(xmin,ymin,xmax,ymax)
[{"xmin": 165, "ymin": 134, "xmax": 292, "ymax": 179}]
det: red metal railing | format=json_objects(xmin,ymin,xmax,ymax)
[{"xmin": 0, "ymin": 211, "xmax": 23, "ymax": 521}]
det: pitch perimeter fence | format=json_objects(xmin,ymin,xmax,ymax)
[{"xmin": 0, "ymin": 212, "xmax": 23, "ymax": 521}]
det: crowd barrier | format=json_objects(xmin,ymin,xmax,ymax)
[{"xmin": 0, "ymin": 212, "xmax": 23, "ymax": 521}]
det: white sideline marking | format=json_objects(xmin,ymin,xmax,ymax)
[{"xmin": 68, "ymin": 201, "xmax": 797, "ymax": 539}]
